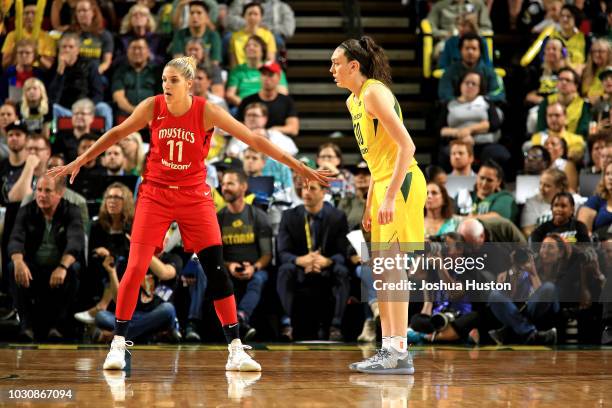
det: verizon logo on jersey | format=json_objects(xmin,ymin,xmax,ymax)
[
  {"xmin": 161, "ymin": 158, "xmax": 192, "ymax": 170},
  {"xmin": 157, "ymin": 128, "xmax": 196, "ymax": 144}
]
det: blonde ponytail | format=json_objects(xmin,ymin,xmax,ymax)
[{"xmin": 165, "ymin": 55, "xmax": 197, "ymax": 80}]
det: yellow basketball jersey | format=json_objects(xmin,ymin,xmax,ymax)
[{"xmin": 348, "ymin": 79, "xmax": 417, "ymax": 182}]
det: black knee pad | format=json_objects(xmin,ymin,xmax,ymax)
[{"xmin": 197, "ymin": 245, "xmax": 233, "ymax": 299}]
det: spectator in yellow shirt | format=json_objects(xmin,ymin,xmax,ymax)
[{"xmin": 229, "ymin": 2, "xmax": 276, "ymax": 68}]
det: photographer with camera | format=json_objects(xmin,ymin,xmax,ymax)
[
  {"xmin": 408, "ymin": 233, "xmax": 480, "ymax": 344},
  {"xmin": 488, "ymin": 245, "xmax": 559, "ymax": 345}
]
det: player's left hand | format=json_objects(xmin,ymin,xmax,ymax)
[
  {"xmin": 297, "ymin": 163, "xmax": 334, "ymax": 188},
  {"xmin": 378, "ymin": 197, "xmax": 395, "ymax": 225}
]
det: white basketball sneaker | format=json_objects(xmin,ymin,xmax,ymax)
[
  {"xmin": 226, "ymin": 339, "xmax": 262, "ymax": 372},
  {"xmin": 103, "ymin": 336, "xmax": 133, "ymax": 370}
]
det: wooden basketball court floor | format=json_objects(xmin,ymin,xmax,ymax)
[{"xmin": 0, "ymin": 343, "xmax": 611, "ymax": 407}]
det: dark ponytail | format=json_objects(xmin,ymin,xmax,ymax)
[{"xmin": 339, "ymin": 36, "xmax": 392, "ymax": 86}]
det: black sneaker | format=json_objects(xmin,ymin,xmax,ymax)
[
  {"xmin": 488, "ymin": 328, "xmax": 507, "ymax": 346},
  {"xmin": 602, "ymin": 326, "xmax": 612, "ymax": 345},
  {"xmin": 529, "ymin": 327, "xmax": 557, "ymax": 345},
  {"xmin": 185, "ymin": 322, "xmax": 201, "ymax": 342},
  {"xmin": 47, "ymin": 327, "xmax": 64, "ymax": 341},
  {"xmin": 280, "ymin": 325, "xmax": 293, "ymax": 342},
  {"xmin": 19, "ymin": 327, "xmax": 34, "ymax": 343},
  {"xmin": 329, "ymin": 326, "xmax": 343, "ymax": 342}
]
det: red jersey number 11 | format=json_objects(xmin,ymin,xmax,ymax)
[{"xmin": 167, "ymin": 140, "xmax": 184, "ymax": 162}]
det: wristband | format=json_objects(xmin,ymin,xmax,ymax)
[{"xmin": 58, "ymin": 263, "xmax": 68, "ymax": 271}]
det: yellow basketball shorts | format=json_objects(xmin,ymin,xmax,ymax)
[{"xmin": 370, "ymin": 165, "xmax": 426, "ymax": 252}]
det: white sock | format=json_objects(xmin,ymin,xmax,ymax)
[
  {"xmin": 382, "ymin": 336, "xmax": 391, "ymax": 350},
  {"xmin": 390, "ymin": 336, "xmax": 408, "ymax": 353}
]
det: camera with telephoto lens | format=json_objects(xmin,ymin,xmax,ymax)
[{"xmin": 431, "ymin": 308, "xmax": 461, "ymax": 331}]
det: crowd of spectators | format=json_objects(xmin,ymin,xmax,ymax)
[{"xmin": 0, "ymin": 0, "xmax": 610, "ymax": 347}]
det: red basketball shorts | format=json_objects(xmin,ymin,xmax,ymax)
[{"xmin": 130, "ymin": 181, "xmax": 221, "ymax": 253}]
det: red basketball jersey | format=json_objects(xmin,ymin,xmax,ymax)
[{"xmin": 143, "ymin": 95, "xmax": 212, "ymax": 186}]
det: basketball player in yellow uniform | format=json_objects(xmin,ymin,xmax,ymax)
[{"xmin": 331, "ymin": 36, "xmax": 426, "ymax": 374}]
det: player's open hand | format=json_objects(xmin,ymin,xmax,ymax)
[
  {"xmin": 46, "ymin": 158, "xmax": 83, "ymax": 185},
  {"xmin": 297, "ymin": 163, "xmax": 334, "ymax": 188}
]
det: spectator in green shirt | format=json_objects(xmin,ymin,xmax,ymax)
[
  {"xmin": 112, "ymin": 38, "xmax": 161, "ymax": 115},
  {"xmin": 467, "ymin": 159, "xmax": 519, "ymax": 224},
  {"xmin": 170, "ymin": 0, "xmax": 221, "ymax": 64},
  {"xmin": 226, "ymin": 35, "xmax": 288, "ymax": 107}
]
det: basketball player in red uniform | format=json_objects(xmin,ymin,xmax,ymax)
[{"xmin": 48, "ymin": 56, "xmax": 331, "ymax": 372}]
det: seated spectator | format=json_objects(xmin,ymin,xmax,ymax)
[
  {"xmin": 601, "ymin": 237, "xmax": 612, "ymax": 344},
  {"xmin": 102, "ymin": 144, "xmax": 128, "ymax": 176},
  {"xmin": 544, "ymin": 133, "xmax": 579, "ymax": 192},
  {"xmin": 583, "ymin": 130, "xmax": 612, "ymax": 175},
  {"xmin": 536, "ymin": 67, "xmax": 591, "ymax": 138},
  {"xmin": 528, "ymin": 102, "xmax": 586, "ymax": 163},
  {"xmin": 438, "ymin": 32, "xmax": 506, "ymax": 104},
  {"xmin": 19, "ymin": 78, "xmax": 52, "ymax": 139},
  {"xmin": 71, "ymin": 0, "xmax": 114, "ymax": 76},
  {"xmin": 427, "ymin": 0, "xmax": 492, "ymax": 44},
  {"xmin": 456, "ymin": 159, "xmax": 519, "ymax": 223},
  {"xmin": 74, "ymin": 133, "xmax": 105, "ymax": 178},
  {"xmin": 439, "ymin": 70, "xmax": 508, "ymax": 169},
  {"xmin": 119, "ymin": 132, "xmax": 146, "ymax": 176},
  {"xmin": 48, "ymin": 33, "xmax": 113, "ymax": 132},
  {"xmin": 52, "ymin": 98, "xmax": 100, "ymax": 163},
  {"xmin": 425, "ymin": 181, "xmax": 461, "ymax": 239},
  {"xmin": 229, "ymin": 2, "xmax": 276, "ymax": 68},
  {"xmin": 338, "ymin": 161, "xmax": 370, "ymax": 231},
  {"xmin": 522, "ymin": 168, "xmax": 569, "ymax": 236},
  {"xmin": 425, "ymin": 164, "xmax": 448, "ymax": 186},
  {"xmin": 1, "ymin": 0, "xmax": 56, "ymax": 70},
  {"xmin": 449, "ymin": 139, "xmax": 476, "ymax": 176},
  {"xmin": 192, "ymin": 64, "xmax": 229, "ymax": 111},
  {"xmin": 10, "ymin": 134, "xmax": 51, "ymax": 207},
  {"xmin": 218, "ymin": 169, "xmax": 272, "ymax": 340},
  {"xmin": 226, "ymin": 35, "xmax": 288, "ymax": 108},
  {"xmin": 409, "ymin": 233, "xmax": 479, "ymax": 344},
  {"xmin": 488, "ymin": 246, "xmax": 559, "ymax": 345},
  {"xmin": 185, "ymin": 41, "xmax": 224, "ymax": 98},
  {"xmin": 74, "ymin": 183, "xmax": 133, "ymax": 325},
  {"xmin": 50, "ymin": 0, "xmax": 79, "ymax": 33},
  {"xmin": 227, "ymin": 102, "xmax": 296, "ymax": 157},
  {"xmin": 22, "ymin": 153, "xmax": 90, "ymax": 230},
  {"xmin": 0, "ymin": 39, "xmax": 46, "ymax": 105},
  {"xmin": 581, "ymin": 39, "xmax": 612, "ymax": 103},
  {"xmin": 117, "ymin": 3, "xmax": 167, "ymax": 66},
  {"xmin": 438, "ymin": 13, "xmax": 491, "ymax": 69},
  {"xmin": 315, "ymin": 143, "xmax": 354, "ymax": 201},
  {"xmin": 590, "ymin": 66, "xmax": 612, "ymax": 125},
  {"xmin": 524, "ymin": 38, "xmax": 569, "ymax": 108},
  {"xmin": 276, "ymin": 180, "xmax": 349, "ymax": 341},
  {"xmin": 8, "ymin": 174, "xmax": 83, "ymax": 341},
  {"xmin": 0, "ymin": 121, "xmax": 29, "ymax": 280},
  {"xmin": 94, "ymin": 244, "xmax": 182, "ymax": 343},
  {"xmin": 111, "ymin": 38, "xmax": 161, "ymax": 116},
  {"xmin": 549, "ymin": 5, "xmax": 589, "ymax": 72},
  {"xmin": 523, "ymin": 145, "xmax": 551, "ymax": 175},
  {"xmin": 170, "ymin": 1, "xmax": 221, "ymax": 64},
  {"xmin": 529, "ymin": 0, "xmax": 562, "ymax": 33},
  {"xmin": 530, "ymin": 192, "xmax": 590, "ymax": 242},
  {"xmin": 578, "ymin": 161, "xmax": 612, "ymax": 235},
  {"xmin": 242, "ymin": 146, "xmax": 293, "ymax": 205},
  {"xmin": 172, "ymin": 0, "xmax": 219, "ymax": 31},
  {"xmin": 237, "ymin": 61, "xmax": 299, "ymax": 136},
  {"xmin": 227, "ymin": 0, "xmax": 295, "ymax": 50},
  {"xmin": 0, "ymin": 102, "xmax": 19, "ymax": 143}
]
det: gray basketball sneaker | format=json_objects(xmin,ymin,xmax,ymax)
[
  {"xmin": 356, "ymin": 347, "xmax": 415, "ymax": 375},
  {"xmin": 348, "ymin": 348, "xmax": 388, "ymax": 371}
]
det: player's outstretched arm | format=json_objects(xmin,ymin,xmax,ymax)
[
  {"xmin": 204, "ymin": 102, "xmax": 333, "ymax": 186},
  {"xmin": 48, "ymin": 97, "xmax": 154, "ymax": 184}
]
